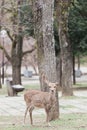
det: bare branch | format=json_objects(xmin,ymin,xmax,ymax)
[
  {"xmin": 6, "ymin": 30, "xmax": 14, "ymax": 42},
  {"xmin": 4, "ymin": 49, "xmax": 11, "ymax": 62},
  {"xmin": 22, "ymin": 46, "xmax": 36, "ymax": 57},
  {"xmin": 0, "ymin": 45, "xmax": 11, "ymax": 63}
]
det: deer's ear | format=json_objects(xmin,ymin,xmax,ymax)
[
  {"xmin": 42, "ymin": 73, "xmax": 49, "ymax": 85},
  {"xmin": 55, "ymin": 82, "xmax": 59, "ymax": 87},
  {"xmin": 55, "ymin": 82, "xmax": 62, "ymax": 91}
]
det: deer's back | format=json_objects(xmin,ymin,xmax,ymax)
[{"xmin": 24, "ymin": 90, "xmax": 41, "ymax": 105}]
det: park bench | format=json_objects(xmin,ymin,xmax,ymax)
[
  {"xmin": 6, "ymin": 80, "xmax": 25, "ymax": 96},
  {"xmin": 23, "ymin": 70, "xmax": 33, "ymax": 77},
  {"xmin": 75, "ymin": 69, "xmax": 82, "ymax": 77}
]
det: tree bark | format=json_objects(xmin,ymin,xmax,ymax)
[
  {"xmin": 34, "ymin": 0, "xmax": 59, "ymax": 120},
  {"xmin": 11, "ymin": 0, "xmax": 23, "ymax": 85},
  {"xmin": 0, "ymin": 68, "xmax": 2, "ymax": 88},
  {"xmin": 56, "ymin": 0, "xmax": 73, "ymax": 96},
  {"xmin": 11, "ymin": 39, "xmax": 22, "ymax": 85}
]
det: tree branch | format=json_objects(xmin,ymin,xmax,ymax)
[
  {"xmin": 0, "ymin": 45, "xmax": 11, "ymax": 63},
  {"xmin": 22, "ymin": 46, "xmax": 36, "ymax": 57},
  {"xmin": 4, "ymin": 48, "xmax": 11, "ymax": 63},
  {"xmin": 6, "ymin": 30, "xmax": 14, "ymax": 42}
]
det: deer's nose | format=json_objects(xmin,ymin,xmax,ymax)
[{"xmin": 51, "ymin": 90, "xmax": 54, "ymax": 93}]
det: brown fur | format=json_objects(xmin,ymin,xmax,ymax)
[{"xmin": 24, "ymin": 74, "xmax": 59, "ymax": 125}]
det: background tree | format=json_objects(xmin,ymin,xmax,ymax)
[
  {"xmin": 0, "ymin": 0, "xmax": 35, "ymax": 86},
  {"xmin": 54, "ymin": 1, "xmax": 61, "ymax": 85},
  {"xmin": 56, "ymin": 0, "xmax": 73, "ymax": 96},
  {"xmin": 69, "ymin": 0, "xmax": 87, "ymax": 84}
]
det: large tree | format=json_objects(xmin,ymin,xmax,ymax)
[
  {"xmin": 56, "ymin": 0, "xmax": 73, "ymax": 96},
  {"xmin": 33, "ymin": 0, "xmax": 59, "ymax": 121}
]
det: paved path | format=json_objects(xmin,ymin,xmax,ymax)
[{"xmin": 0, "ymin": 90, "xmax": 87, "ymax": 116}]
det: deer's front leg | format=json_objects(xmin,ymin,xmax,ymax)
[{"xmin": 29, "ymin": 105, "xmax": 34, "ymax": 125}]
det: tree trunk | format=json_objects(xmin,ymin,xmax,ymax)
[
  {"xmin": 12, "ymin": 64, "xmax": 21, "ymax": 85},
  {"xmin": 11, "ymin": 32, "xmax": 23, "ymax": 85},
  {"xmin": 34, "ymin": 0, "xmax": 59, "ymax": 120},
  {"xmin": 77, "ymin": 55, "xmax": 80, "ymax": 70},
  {"xmin": 33, "ymin": 0, "xmax": 45, "ymax": 89},
  {"xmin": 0, "ymin": 68, "xmax": 2, "ymax": 88},
  {"xmin": 0, "ymin": 0, "xmax": 5, "ymax": 86},
  {"xmin": 56, "ymin": 0, "xmax": 73, "ymax": 96},
  {"xmin": 73, "ymin": 55, "xmax": 76, "ymax": 85},
  {"xmin": 56, "ymin": 55, "xmax": 62, "ymax": 87},
  {"xmin": 11, "ymin": 0, "xmax": 23, "ymax": 85},
  {"xmin": 61, "ymin": 46, "xmax": 73, "ymax": 96}
]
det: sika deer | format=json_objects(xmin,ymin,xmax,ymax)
[{"xmin": 24, "ymin": 74, "xmax": 58, "ymax": 125}]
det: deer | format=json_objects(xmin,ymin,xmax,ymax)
[{"xmin": 24, "ymin": 73, "xmax": 58, "ymax": 126}]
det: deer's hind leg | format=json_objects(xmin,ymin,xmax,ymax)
[{"xmin": 24, "ymin": 106, "xmax": 29, "ymax": 124}]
